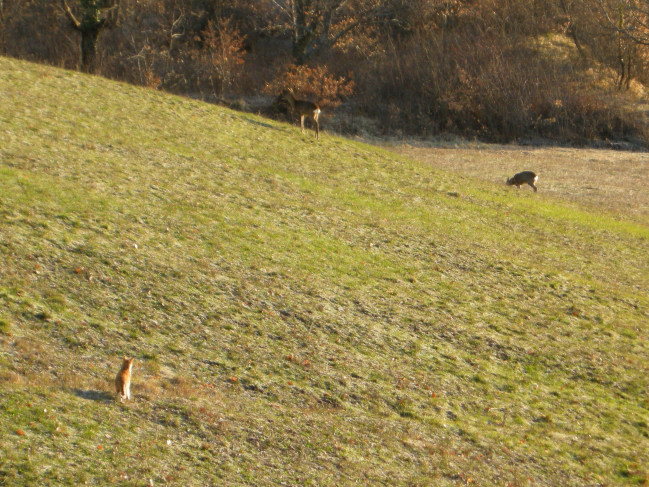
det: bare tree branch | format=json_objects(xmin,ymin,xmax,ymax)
[
  {"xmin": 60, "ymin": 0, "xmax": 81, "ymax": 31},
  {"xmin": 270, "ymin": 0, "xmax": 392, "ymax": 64},
  {"xmin": 103, "ymin": 1, "xmax": 120, "ymax": 29},
  {"xmin": 594, "ymin": 0, "xmax": 649, "ymax": 46}
]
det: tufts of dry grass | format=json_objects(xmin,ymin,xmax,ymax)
[
  {"xmin": 1, "ymin": 56, "xmax": 648, "ymax": 486},
  {"xmin": 396, "ymin": 143, "xmax": 649, "ymax": 224}
]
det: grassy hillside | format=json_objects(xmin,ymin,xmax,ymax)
[{"xmin": 1, "ymin": 56, "xmax": 648, "ymax": 486}]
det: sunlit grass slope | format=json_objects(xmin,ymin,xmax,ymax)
[{"xmin": 1, "ymin": 56, "xmax": 648, "ymax": 486}]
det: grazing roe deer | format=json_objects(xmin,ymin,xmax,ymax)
[
  {"xmin": 281, "ymin": 90, "xmax": 321, "ymax": 139},
  {"xmin": 506, "ymin": 171, "xmax": 538, "ymax": 192}
]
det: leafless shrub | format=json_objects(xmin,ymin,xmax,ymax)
[{"xmin": 199, "ymin": 17, "xmax": 246, "ymax": 98}]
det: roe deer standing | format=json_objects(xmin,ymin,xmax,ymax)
[
  {"xmin": 506, "ymin": 171, "xmax": 538, "ymax": 192},
  {"xmin": 281, "ymin": 90, "xmax": 321, "ymax": 140}
]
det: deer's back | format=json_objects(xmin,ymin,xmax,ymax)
[
  {"xmin": 294, "ymin": 99, "xmax": 319, "ymax": 114},
  {"xmin": 512, "ymin": 171, "xmax": 537, "ymax": 182}
]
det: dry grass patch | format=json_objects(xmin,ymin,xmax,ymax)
[{"xmin": 395, "ymin": 143, "xmax": 649, "ymax": 223}]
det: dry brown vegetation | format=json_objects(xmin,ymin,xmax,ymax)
[{"xmin": 2, "ymin": 0, "xmax": 649, "ymax": 144}]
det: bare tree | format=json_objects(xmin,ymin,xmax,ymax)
[
  {"xmin": 201, "ymin": 17, "xmax": 246, "ymax": 97},
  {"xmin": 595, "ymin": 0, "xmax": 649, "ymax": 45},
  {"xmin": 270, "ymin": 0, "xmax": 392, "ymax": 64},
  {"xmin": 59, "ymin": 0, "xmax": 120, "ymax": 73},
  {"xmin": 558, "ymin": 0, "xmax": 588, "ymax": 57},
  {"xmin": 587, "ymin": 0, "xmax": 649, "ymax": 87}
]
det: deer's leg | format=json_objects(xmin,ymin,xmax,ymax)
[
  {"xmin": 300, "ymin": 115, "xmax": 305, "ymax": 133},
  {"xmin": 529, "ymin": 182, "xmax": 537, "ymax": 192},
  {"xmin": 313, "ymin": 112, "xmax": 319, "ymax": 140}
]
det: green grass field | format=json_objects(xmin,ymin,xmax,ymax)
[{"xmin": 1, "ymin": 56, "xmax": 648, "ymax": 486}]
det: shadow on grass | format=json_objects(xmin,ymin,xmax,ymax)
[
  {"xmin": 73, "ymin": 389, "xmax": 114, "ymax": 403},
  {"xmin": 240, "ymin": 116, "xmax": 284, "ymax": 131}
]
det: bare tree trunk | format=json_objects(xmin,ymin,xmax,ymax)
[
  {"xmin": 0, "ymin": 0, "xmax": 5, "ymax": 54},
  {"xmin": 80, "ymin": 25, "xmax": 101, "ymax": 72},
  {"xmin": 59, "ymin": 0, "xmax": 119, "ymax": 73}
]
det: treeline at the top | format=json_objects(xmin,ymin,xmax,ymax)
[{"xmin": 3, "ymin": 0, "xmax": 649, "ymax": 145}]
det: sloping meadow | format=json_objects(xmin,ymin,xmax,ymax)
[{"xmin": 1, "ymin": 57, "xmax": 648, "ymax": 485}]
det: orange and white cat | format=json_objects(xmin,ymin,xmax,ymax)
[{"xmin": 115, "ymin": 357, "xmax": 134, "ymax": 402}]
